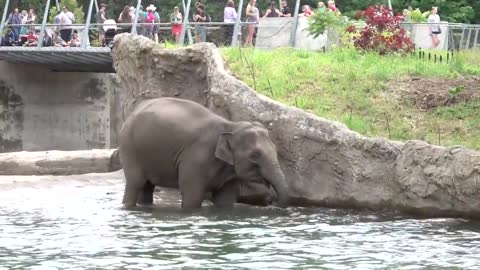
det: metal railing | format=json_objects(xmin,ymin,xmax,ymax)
[{"xmin": 1, "ymin": 0, "xmax": 479, "ymax": 51}]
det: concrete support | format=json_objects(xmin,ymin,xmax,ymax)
[
  {"xmin": 182, "ymin": 0, "xmax": 193, "ymax": 45},
  {"xmin": 179, "ymin": 0, "xmax": 192, "ymax": 46},
  {"xmin": 0, "ymin": 0, "xmax": 10, "ymax": 45},
  {"xmin": 289, "ymin": 0, "xmax": 300, "ymax": 47},
  {"xmin": 232, "ymin": 0, "xmax": 244, "ymax": 46},
  {"xmin": 37, "ymin": 0, "xmax": 51, "ymax": 48},
  {"xmin": 81, "ymin": 0, "xmax": 95, "ymax": 49},
  {"xmin": 131, "ymin": 0, "xmax": 142, "ymax": 34}
]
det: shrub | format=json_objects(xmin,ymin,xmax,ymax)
[
  {"xmin": 409, "ymin": 8, "xmax": 428, "ymax": 23},
  {"xmin": 306, "ymin": 9, "xmax": 351, "ymax": 38},
  {"xmin": 348, "ymin": 5, "xmax": 414, "ymax": 55}
]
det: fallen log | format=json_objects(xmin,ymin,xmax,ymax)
[
  {"xmin": 0, "ymin": 149, "xmax": 121, "ymax": 176},
  {"xmin": 109, "ymin": 34, "xmax": 480, "ymax": 219}
]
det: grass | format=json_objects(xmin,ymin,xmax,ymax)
[{"xmin": 219, "ymin": 46, "xmax": 480, "ymax": 150}]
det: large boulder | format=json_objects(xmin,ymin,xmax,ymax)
[{"xmin": 111, "ymin": 33, "xmax": 480, "ymax": 219}]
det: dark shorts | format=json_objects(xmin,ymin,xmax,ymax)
[{"xmin": 432, "ymin": 31, "xmax": 441, "ymax": 35}]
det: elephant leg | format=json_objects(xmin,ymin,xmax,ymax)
[
  {"xmin": 178, "ymin": 168, "xmax": 207, "ymax": 211},
  {"xmin": 122, "ymin": 162, "xmax": 146, "ymax": 209},
  {"xmin": 211, "ymin": 180, "xmax": 239, "ymax": 208},
  {"xmin": 137, "ymin": 181, "xmax": 155, "ymax": 205}
]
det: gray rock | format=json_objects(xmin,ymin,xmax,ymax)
[{"xmin": 111, "ymin": 33, "xmax": 480, "ymax": 219}]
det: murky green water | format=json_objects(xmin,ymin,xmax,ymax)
[{"xmin": 1, "ymin": 172, "xmax": 480, "ymax": 269}]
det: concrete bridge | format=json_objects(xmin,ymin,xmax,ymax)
[{"xmin": 0, "ymin": 46, "xmax": 113, "ymax": 72}]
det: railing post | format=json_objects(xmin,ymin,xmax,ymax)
[
  {"xmin": 466, "ymin": 28, "xmax": 473, "ymax": 49},
  {"xmin": 37, "ymin": 0, "xmax": 51, "ymax": 48},
  {"xmin": 231, "ymin": 0, "xmax": 244, "ymax": 46},
  {"xmin": 94, "ymin": 0, "xmax": 99, "ymax": 14},
  {"xmin": 0, "ymin": 0, "xmax": 10, "ymax": 45},
  {"xmin": 459, "ymin": 24, "xmax": 465, "ymax": 50},
  {"xmin": 81, "ymin": 0, "xmax": 95, "ymax": 48},
  {"xmin": 179, "ymin": 0, "xmax": 191, "ymax": 46},
  {"xmin": 131, "ymin": 0, "xmax": 142, "ymax": 34},
  {"xmin": 474, "ymin": 28, "xmax": 479, "ymax": 51},
  {"xmin": 182, "ymin": 0, "xmax": 193, "ymax": 45},
  {"xmin": 289, "ymin": 0, "xmax": 300, "ymax": 47}
]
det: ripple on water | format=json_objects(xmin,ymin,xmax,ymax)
[{"xmin": 1, "ymin": 178, "xmax": 480, "ymax": 269}]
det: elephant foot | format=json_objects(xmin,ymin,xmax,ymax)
[{"xmin": 121, "ymin": 203, "xmax": 137, "ymax": 210}]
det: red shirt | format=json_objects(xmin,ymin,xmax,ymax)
[{"xmin": 27, "ymin": 33, "xmax": 37, "ymax": 42}]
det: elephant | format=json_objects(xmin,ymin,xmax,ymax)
[{"xmin": 118, "ymin": 97, "xmax": 289, "ymax": 210}]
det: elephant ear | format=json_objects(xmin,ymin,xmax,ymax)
[{"xmin": 215, "ymin": 133, "xmax": 234, "ymax": 165}]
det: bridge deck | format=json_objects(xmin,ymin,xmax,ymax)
[{"xmin": 0, "ymin": 47, "xmax": 114, "ymax": 73}]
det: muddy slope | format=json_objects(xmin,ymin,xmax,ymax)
[{"xmin": 111, "ymin": 33, "xmax": 480, "ymax": 219}]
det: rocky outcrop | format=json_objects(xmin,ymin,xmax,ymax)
[
  {"xmin": 0, "ymin": 149, "xmax": 121, "ymax": 175},
  {"xmin": 111, "ymin": 33, "xmax": 480, "ymax": 219}
]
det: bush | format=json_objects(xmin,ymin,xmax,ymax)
[
  {"xmin": 348, "ymin": 5, "xmax": 414, "ymax": 55},
  {"xmin": 306, "ymin": 9, "xmax": 351, "ymax": 38},
  {"xmin": 409, "ymin": 8, "xmax": 428, "ymax": 23}
]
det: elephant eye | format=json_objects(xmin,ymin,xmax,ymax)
[{"xmin": 249, "ymin": 150, "xmax": 261, "ymax": 160}]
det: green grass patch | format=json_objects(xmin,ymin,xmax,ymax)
[{"xmin": 220, "ymin": 47, "xmax": 480, "ymax": 150}]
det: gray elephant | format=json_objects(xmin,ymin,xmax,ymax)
[{"xmin": 118, "ymin": 97, "xmax": 289, "ymax": 210}]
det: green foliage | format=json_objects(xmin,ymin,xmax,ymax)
[
  {"xmin": 220, "ymin": 46, "xmax": 480, "ymax": 149},
  {"xmin": 408, "ymin": 8, "xmax": 427, "ymax": 23},
  {"xmin": 306, "ymin": 9, "xmax": 351, "ymax": 38}
]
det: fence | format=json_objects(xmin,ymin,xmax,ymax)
[{"xmin": 1, "ymin": 0, "xmax": 479, "ymax": 51}]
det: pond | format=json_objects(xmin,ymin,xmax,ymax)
[{"xmin": 1, "ymin": 171, "xmax": 479, "ymax": 269}]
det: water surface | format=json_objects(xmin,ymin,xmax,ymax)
[{"xmin": 1, "ymin": 172, "xmax": 479, "ymax": 269}]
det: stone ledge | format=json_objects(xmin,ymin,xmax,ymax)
[{"xmin": 0, "ymin": 149, "xmax": 121, "ymax": 176}]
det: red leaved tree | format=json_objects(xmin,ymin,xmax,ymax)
[{"xmin": 347, "ymin": 5, "xmax": 414, "ymax": 55}]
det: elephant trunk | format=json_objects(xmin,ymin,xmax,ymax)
[{"xmin": 261, "ymin": 161, "xmax": 289, "ymax": 208}]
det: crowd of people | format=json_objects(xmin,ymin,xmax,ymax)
[
  {"xmin": 1, "ymin": 0, "xmax": 442, "ymax": 48},
  {"xmin": 1, "ymin": 5, "xmax": 81, "ymax": 47}
]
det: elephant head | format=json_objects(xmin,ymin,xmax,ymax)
[{"xmin": 215, "ymin": 121, "xmax": 289, "ymax": 208}]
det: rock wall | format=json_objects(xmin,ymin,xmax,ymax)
[{"xmin": 111, "ymin": 33, "xmax": 480, "ymax": 219}]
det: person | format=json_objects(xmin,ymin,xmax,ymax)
[
  {"xmin": 263, "ymin": 1, "xmax": 281, "ymax": 18},
  {"xmin": 97, "ymin": 3, "xmax": 108, "ymax": 46},
  {"xmin": 300, "ymin": 5, "xmax": 314, "ymax": 17},
  {"xmin": 317, "ymin": 2, "xmax": 326, "ymax": 12},
  {"xmin": 280, "ymin": 0, "xmax": 291, "ymax": 17},
  {"xmin": 24, "ymin": 30, "xmax": 38, "ymax": 47},
  {"xmin": 152, "ymin": 5, "xmax": 161, "ymax": 43},
  {"xmin": 193, "ymin": 6, "xmax": 207, "ymax": 43},
  {"xmin": 59, "ymin": 6, "xmax": 75, "ymax": 42},
  {"xmin": 428, "ymin": 6, "xmax": 441, "ymax": 48},
  {"xmin": 6, "ymin": 8, "xmax": 23, "ymax": 42},
  {"xmin": 145, "ymin": 5, "xmax": 156, "ymax": 39},
  {"xmin": 68, "ymin": 30, "xmax": 81, "ymax": 47},
  {"xmin": 224, "ymin": 0, "xmax": 237, "ymax": 46},
  {"xmin": 2, "ymin": 27, "xmax": 16, "ymax": 46},
  {"xmin": 118, "ymin": 5, "xmax": 133, "ymax": 33},
  {"xmin": 244, "ymin": 0, "xmax": 259, "ymax": 47},
  {"xmin": 26, "ymin": 9, "xmax": 36, "ymax": 33},
  {"xmin": 327, "ymin": 0, "xmax": 338, "ymax": 13},
  {"xmin": 170, "ymin": 6, "xmax": 183, "ymax": 44}
]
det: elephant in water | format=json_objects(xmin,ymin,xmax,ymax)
[{"xmin": 118, "ymin": 97, "xmax": 289, "ymax": 210}]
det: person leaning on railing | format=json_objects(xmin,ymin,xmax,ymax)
[
  {"xmin": 118, "ymin": 5, "xmax": 134, "ymax": 33},
  {"xmin": 223, "ymin": 0, "xmax": 237, "ymax": 46}
]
